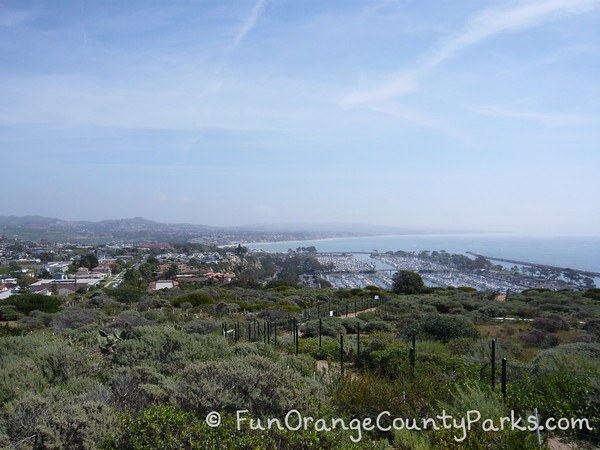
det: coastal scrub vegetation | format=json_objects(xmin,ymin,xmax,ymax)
[{"xmin": 0, "ymin": 280, "xmax": 599, "ymax": 448}]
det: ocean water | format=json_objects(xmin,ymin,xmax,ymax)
[{"xmin": 247, "ymin": 234, "xmax": 600, "ymax": 274}]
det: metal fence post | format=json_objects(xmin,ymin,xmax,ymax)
[
  {"xmin": 295, "ymin": 320, "xmax": 299, "ymax": 355},
  {"xmin": 340, "ymin": 334, "xmax": 344, "ymax": 378},
  {"xmin": 501, "ymin": 357, "xmax": 507, "ymax": 403},
  {"xmin": 491, "ymin": 339, "xmax": 496, "ymax": 389},
  {"xmin": 410, "ymin": 328, "xmax": 416, "ymax": 370},
  {"xmin": 319, "ymin": 318, "xmax": 322, "ymax": 348},
  {"xmin": 357, "ymin": 322, "xmax": 361, "ymax": 366}
]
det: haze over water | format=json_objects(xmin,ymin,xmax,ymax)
[{"xmin": 248, "ymin": 234, "xmax": 600, "ymax": 273}]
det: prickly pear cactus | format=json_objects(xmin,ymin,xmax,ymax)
[{"xmin": 98, "ymin": 322, "xmax": 131, "ymax": 354}]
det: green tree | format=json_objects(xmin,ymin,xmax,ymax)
[
  {"xmin": 8, "ymin": 261, "xmax": 22, "ymax": 274},
  {"xmin": 391, "ymin": 270, "xmax": 425, "ymax": 294},
  {"xmin": 17, "ymin": 273, "xmax": 36, "ymax": 288},
  {"xmin": 79, "ymin": 253, "xmax": 99, "ymax": 270},
  {"xmin": 124, "ymin": 268, "xmax": 142, "ymax": 286},
  {"xmin": 417, "ymin": 314, "xmax": 479, "ymax": 342},
  {"xmin": 235, "ymin": 244, "xmax": 248, "ymax": 256},
  {"xmin": 164, "ymin": 263, "xmax": 179, "ymax": 280},
  {"xmin": 6, "ymin": 293, "xmax": 62, "ymax": 314},
  {"xmin": 139, "ymin": 263, "xmax": 155, "ymax": 282}
]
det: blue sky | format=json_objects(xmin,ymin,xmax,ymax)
[{"xmin": 1, "ymin": 0, "xmax": 599, "ymax": 234}]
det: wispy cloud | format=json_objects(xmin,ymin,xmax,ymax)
[
  {"xmin": 231, "ymin": 0, "xmax": 267, "ymax": 51},
  {"xmin": 342, "ymin": 0, "xmax": 600, "ymax": 107},
  {"xmin": 476, "ymin": 108, "xmax": 596, "ymax": 126},
  {"xmin": 0, "ymin": 6, "xmax": 35, "ymax": 28}
]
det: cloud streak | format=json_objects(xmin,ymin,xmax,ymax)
[
  {"xmin": 231, "ymin": 0, "xmax": 267, "ymax": 51},
  {"xmin": 476, "ymin": 108, "xmax": 596, "ymax": 126},
  {"xmin": 342, "ymin": 0, "xmax": 600, "ymax": 107}
]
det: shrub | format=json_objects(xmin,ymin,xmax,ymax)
[
  {"xmin": 2, "ymin": 386, "xmax": 118, "ymax": 449},
  {"xmin": 110, "ymin": 327, "xmax": 230, "ymax": 374},
  {"xmin": 0, "ymin": 334, "xmax": 106, "ymax": 404},
  {"xmin": 214, "ymin": 302, "xmax": 239, "ymax": 314},
  {"xmin": 582, "ymin": 288, "xmax": 600, "ymax": 301},
  {"xmin": 231, "ymin": 342, "xmax": 261, "ymax": 357},
  {"xmin": 108, "ymin": 310, "xmax": 152, "ymax": 329},
  {"xmin": 363, "ymin": 320, "xmax": 395, "ymax": 334},
  {"xmin": 360, "ymin": 341, "xmax": 407, "ymax": 379},
  {"xmin": 417, "ymin": 314, "xmax": 479, "ymax": 342},
  {"xmin": 479, "ymin": 305, "xmax": 506, "ymax": 318},
  {"xmin": 0, "ymin": 324, "xmax": 22, "ymax": 337},
  {"xmin": 532, "ymin": 315, "xmax": 569, "ymax": 332},
  {"xmin": 508, "ymin": 372, "xmax": 600, "ymax": 438},
  {"xmin": 364, "ymin": 285, "xmax": 382, "ymax": 292},
  {"xmin": 392, "ymin": 271, "xmax": 425, "ymax": 295},
  {"xmin": 171, "ymin": 292, "xmax": 215, "ymax": 307},
  {"xmin": 186, "ymin": 319, "xmax": 219, "ymax": 335},
  {"xmin": 51, "ymin": 308, "xmax": 102, "ymax": 330},
  {"xmin": 172, "ymin": 355, "xmax": 317, "ymax": 416},
  {"xmin": 433, "ymin": 383, "xmax": 539, "ymax": 449},
  {"xmin": 279, "ymin": 354, "xmax": 317, "ymax": 377},
  {"xmin": 110, "ymin": 405, "xmax": 363, "ymax": 450},
  {"xmin": 340, "ymin": 317, "xmax": 365, "ymax": 334},
  {"xmin": 107, "ymin": 284, "xmax": 146, "ymax": 303},
  {"xmin": 17, "ymin": 310, "xmax": 53, "ymax": 331},
  {"xmin": 520, "ymin": 330, "xmax": 560, "ymax": 348},
  {"xmin": 0, "ymin": 305, "xmax": 22, "ymax": 321},
  {"xmin": 301, "ymin": 318, "xmax": 346, "ymax": 338},
  {"xmin": 530, "ymin": 343, "xmax": 600, "ymax": 372},
  {"xmin": 5, "ymin": 293, "xmax": 62, "ymax": 314},
  {"xmin": 428, "ymin": 299, "xmax": 461, "ymax": 314},
  {"xmin": 109, "ymin": 365, "xmax": 169, "ymax": 412}
]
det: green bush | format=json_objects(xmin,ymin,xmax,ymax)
[
  {"xmin": 110, "ymin": 365, "xmax": 170, "ymax": 412},
  {"xmin": 340, "ymin": 317, "xmax": 365, "ymax": 334},
  {"xmin": 108, "ymin": 284, "xmax": 146, "ymax": 304},
  {"xmin": 0, "ymin": 305, "xmax": 22, "ymax": 321},
  {"xmin": 51, "ymin": 307, "xmax": 103, "ymax": 330},
  {"xmin": 301, "ymin": 318, "xmax": 346, "ymax": 338},
  {"xmin": 0, "ymin": 334, "xmax": 106, "ymax": 404},
  {"xmin": 582, "ymin": 288, "xmax": 600, "ymax": 301},
  {"xmin": 432, "ymin": 383, "xmax": 539, "ymax": 449},
  {"xmin": 17, "ymin": 310, "xmax": 53, "ymax": 330},
  {"xmin": 417, "ymin": 314, "xmax": 479, "ymax": 342},
  {"xmin": 110, "ymin": 404, "xmax": 364, "ymax": 449},
  {"xmin": 363, "ymin": 320, "xmax": 395, "ymax": 334},
  {"xmin": 110, "ymin": 326, "xmax": 231, "ymax": 374},
  {"xmin": 530, "ymin": 343, "xmax": 600, "ymax": 372},
  {"xmin": 171, "ymin": 292, "xmax": 215, "ymax": 307},
  {"xmin": 172, "ymin": 354, "xmax": 318, "ymax": 417},
  {"xmin": 2, "ymin": 386, "xmax": 118, "ymax": 449},
  {"xmin": 5, "ymin": 293, "xmax": 62, "ymax": 314},
  {"xmin": 532, "ymin": 315, "xmax": 569, "ymax": 332},
  {"xmin": 0, "ymin": 324, "xmax": 22, "ymax": 336},
  {"xmin": 519, "ymin": 330, "xmax": 560, "ymax": 348},
  {"xmin": 186, "ymin": 319, "xmax": 220, "ymax": 335},
  {"xmin": 508, "ymin": 372, "xmax": 600, "ymax": 439}
]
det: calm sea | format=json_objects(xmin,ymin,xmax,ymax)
[{"xmin": 247, "ymin": 234, "xmax": 600, "ymax": 274}]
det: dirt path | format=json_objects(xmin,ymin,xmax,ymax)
[
  {"xmin": 548, "ymin": 438, "xmax": 575, "ymax": 450},
  {"xmin": 338, "ymin": 307, "xmax": 377, "ymax": 319},
  {"xmin": 316, "ymin": 360, "xmax": 329, "ymax": 374}
]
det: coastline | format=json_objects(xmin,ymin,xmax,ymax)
[{"xmin": 240, "ymin": 234, "xmax": 600, "ymax": 274}]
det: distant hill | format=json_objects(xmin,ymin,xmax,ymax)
[
  {"xmin": 0, "ymin": 215, "xmax": 462, "ymax": 244},
  {"xmin": 0, "ymin": 215, "xmax": 391, "ymax": 244},
  {"xmin": 0, "ymin": 215, "xmax": 219, "ymax": 243}
]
